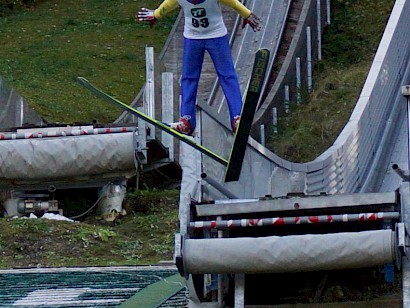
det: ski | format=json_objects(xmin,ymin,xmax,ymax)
[
  {"xmin": 224, "ymin": 48, "xmax": 270, "ymax": 182},
  {"xmin": 76, "ymin": 77, "xmax": 228, "ymax": 167}
]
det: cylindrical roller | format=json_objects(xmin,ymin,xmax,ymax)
[
  {"xmin": 0, "ymin": 133, "xmax": 134, "ymax": 182},
  {"xmin": 184, "ymin": 230, "xmax": 394, "ymax": 274}
]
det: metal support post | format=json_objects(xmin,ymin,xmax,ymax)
[
  {"xmin": 317, "ymin": 0, "xmax": 322, "ymax": 60},
  {"xmin": 296, "ymin": 57, "xmax": 301, "ymax": 105},
  {"xmin": 284, "ymin": 85, "xmax": 290, "ymax": 113},
  {"xmin": 402, "ymin": 85, "xmax": 410, "ymax": 170},
  {"xmin": 272, "ymin": 107, "xmax": 278, "ymax": 133},
  {"xmin": 307, "ymin": 26, "xmax": 312, "ymax": 92},
  {"xmin": 136, "ymin": 111, "xmax": 148, "ymax": 165},
  {"xmin": 17, "ymin": 97, "xmax": 24, "ymax": 127},
  {"xmin": 217, "ymin": 216, "xmax": 224, "ymax": 307},
  {"xmin": 260, "ymin": 124, "xmax": 266, "ymax": 146},
  {"xmin": 162, "ymin": 72, "xmax": 175, "ymax": 160},
  {"xmin": 145, "ymin": 46, "xmax": 155, "ymax": 139},
  {"xmin": 200, "ymin": 173, "xmax": 239, "ymax": 199},
  {"xmin": 400, "ymin": 182, "xmax": 410, "ymax": 306},
  {"xmin": 326, "ymin": 0, "xmax": 331, "ymax": 25},
  {"xmin": 234, "ymin": 274, "xmax": 245, "ymax": 308}
]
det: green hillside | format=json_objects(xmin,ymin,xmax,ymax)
[{"xmin": 0, "ymin": 0, "xmax": 178, "ymax": 123}]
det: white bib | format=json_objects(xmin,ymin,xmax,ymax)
[{"xmin": 177, "ymin": 0, "xmax": 227, "ymax": 39}]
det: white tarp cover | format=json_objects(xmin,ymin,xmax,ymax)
[
  {"xmin": 0, "ymin": 133, "xmax": 135, "ymax": 185},
  {"xmin": 184, "ymin": 230, "xmax": 393, "ymax": 274}
]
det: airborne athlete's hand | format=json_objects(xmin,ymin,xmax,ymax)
[
  {"xmin": 242, "ymin": 13, "xmax": 262, "ymax": 32},
  {"xmin": 136, "ymin": 8, "xmax": 157, "ymax": 28}
]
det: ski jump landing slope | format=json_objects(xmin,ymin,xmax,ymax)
[
  {"xmin": 193, "ymin": 0, "xmax": 410, "ymax": 200},
  {"xmin": 0, "ymin": 0, "xmax": 407, "ymax": 197}
]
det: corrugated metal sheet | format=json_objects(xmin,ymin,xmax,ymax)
[
  {"xmin": 191, "ymin": 0, "xmax": 410, "ymax": 200},
  {"xmin": 306, "ymin": 0, "xmax": 410, "ymax": 195}
]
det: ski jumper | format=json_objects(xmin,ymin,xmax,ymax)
[{"xmin": 153, "ymin": 0, "xmax": 251, "ymax": 132}]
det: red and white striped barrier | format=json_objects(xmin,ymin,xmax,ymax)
[
  {"xmin": 190, "ymin": 212, "xmax": 400, "ymax": 229},
  {"xmin": 0, "ymin": 127, "xmax": 134, "ymax": 141}
]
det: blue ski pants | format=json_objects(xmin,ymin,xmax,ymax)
[{"xmin": 181, "ymin": 35, "xmax": 243, "ymax": 131}]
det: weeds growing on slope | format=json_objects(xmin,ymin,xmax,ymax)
[{"xmin": 267, "ymin": 0, "xmax": 395, "ymax": 162}]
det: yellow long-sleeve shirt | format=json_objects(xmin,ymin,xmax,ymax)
[{"xmin": 154, "ymin": 0, "xmax": 251, "ymax": 19}]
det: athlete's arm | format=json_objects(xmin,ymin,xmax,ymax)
[
  {"xmin": 219, "ymin": 0, "xmax": 261, "ymax": 31},
  {"xmin": 154, "ymin": 0, "xmax": 180, "ymax": 19},
  {"xmin": 219, "ymin": 0, "xmax": 251, "ymax": 19}
]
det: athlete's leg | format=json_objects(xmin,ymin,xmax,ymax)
[
  {"xmin": 206, "ymin": 35, "xmax": 243, "ymax": 127},
  {"xmin": 181, "ymin": 37, "xmax": 206, "ymax": 132}
]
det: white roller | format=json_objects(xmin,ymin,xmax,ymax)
[
  {"xmin": 0, "ymin": 133, "xmax": 135, "ymax": 184},
  {"xmin": 184, "ymin": 230, "xmax": 394, "ymax": 274}
]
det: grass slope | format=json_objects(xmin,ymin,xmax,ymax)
[
  {"xmin": 267, "ymin": 0, "xmax": 395, "ymax": 162},
  {"xmin": 0, "ymin": 0, "xmax": 177, "ymax": 123},
  {"xmin": 0, "ymin": 189, "xmax": 179, "ymax": 268}
]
